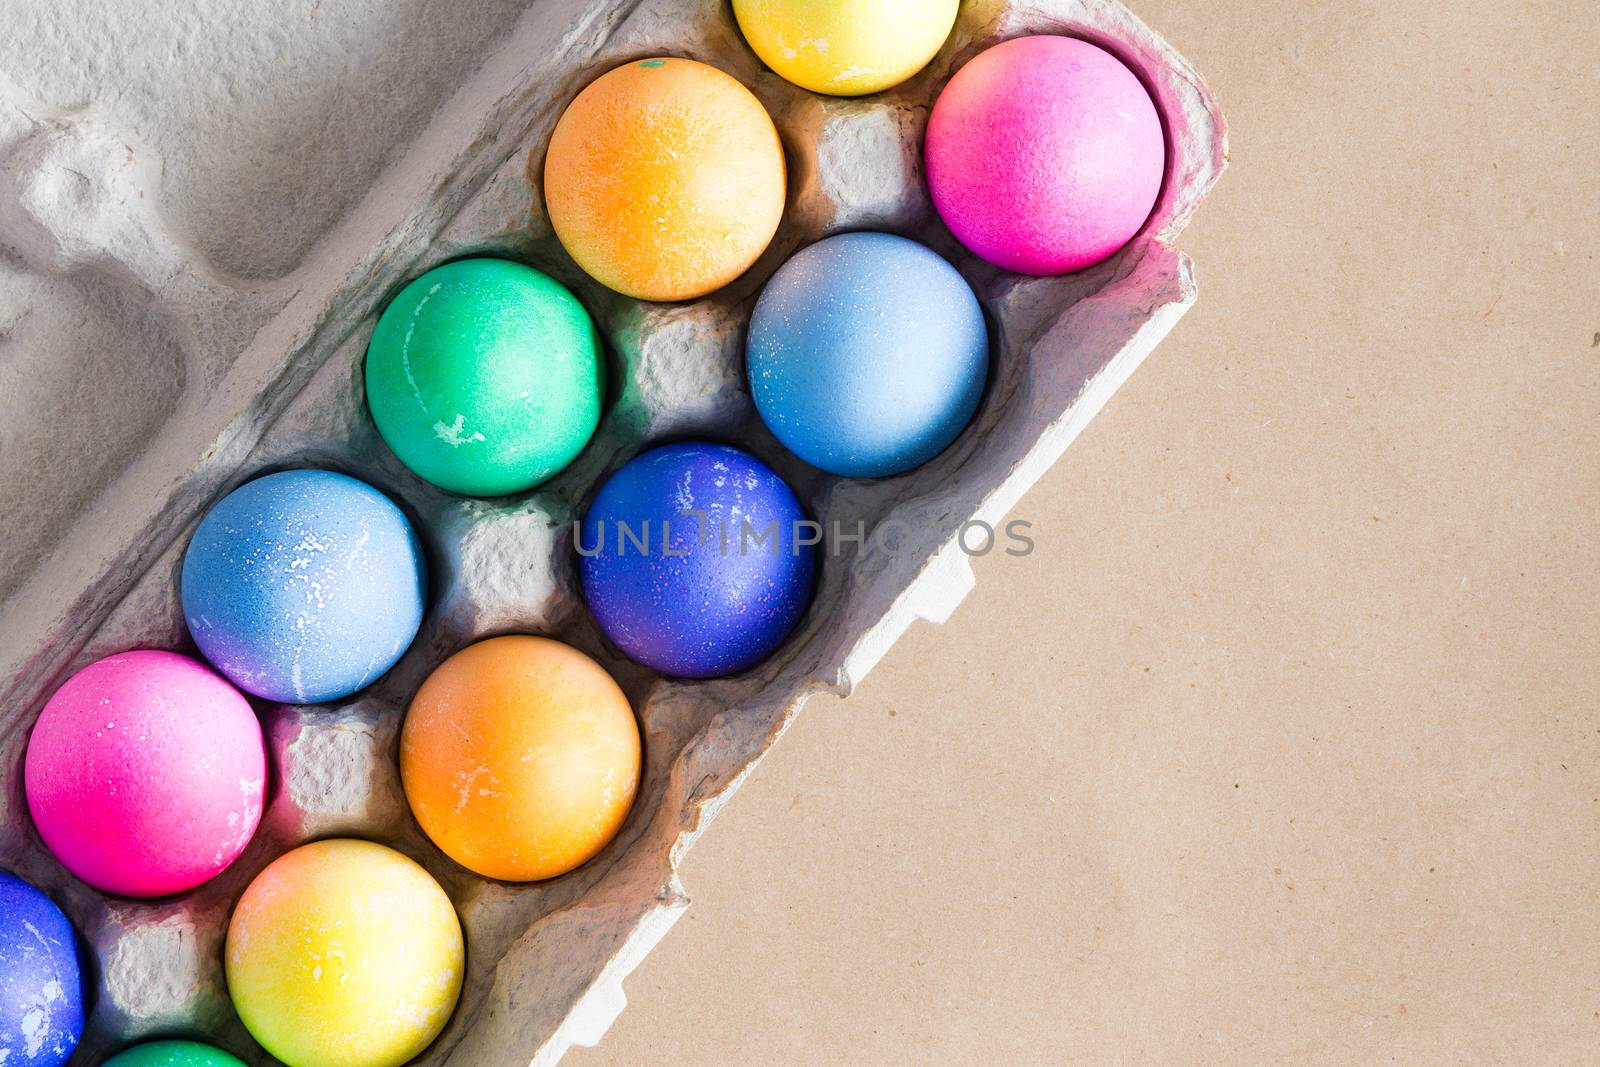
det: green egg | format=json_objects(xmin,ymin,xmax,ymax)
[
  {"xmin": 365, "ymin": 258, "xmax": 604, "ymax": 496},
  {"xmin": 103, "ymin": 1040, "xmax": 248, "ymax": 1067}
]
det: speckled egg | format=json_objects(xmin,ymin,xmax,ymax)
[
  {"xmin": 401, "ymin": 636, "xmax": 640, "ymax": 882},
  {"xmin": 181, "ymin": 469, "xmax": 426, "ymax": 705},
  {"xmin": 225, "ymin": 839, "xmax": 463, "ymax": 1067},
  {"xmin": 365, "ymin": 258, "xmax": 604, "ymax": 497},
  {"xmin": 102, "ymin": 1041, "xmax": 248, "ymax": 1067},
  {"xmin": 0, "ymin": 873, "xmax": 82, "ymax": 1067},
  {"xmin": 747, "ymin": 232, "xmax": 988, "ymax": 478},
  {"xmin": 579, "ymin": 442, "xmax": 814, "ymax": 678},
  {"xmin": 25, "ymin": 651, "xmax": 265, "ymax": 897},
  {"xmin": 926, "ymin": 35, "xmax": 1166, "ymax": 275},
  {"xmin": 733, "ymin": 0, "xmax": 958, "ymax": 96},
  {"xmin": 543, "ymin": 57, "xmax": 786, "ymax": 301}
]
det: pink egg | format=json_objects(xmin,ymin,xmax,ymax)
[
  {"xmin": 25, "ymin": 651, "xmax": 266, "ymax": 897},
  {"xmin": 925, "ymin": 35, "xmax": 1166, "ymax": 275}
]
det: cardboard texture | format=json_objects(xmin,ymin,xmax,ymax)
[
  {"xmin": 570, "ymin": 0, "xmax": 1600, "ymax": 1062},
  {"xmin": 0, "ymin": 1, "xmax": 1222, "ymax": 1062}
]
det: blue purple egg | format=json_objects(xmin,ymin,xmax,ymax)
[
  {"xmin": 0, "ymin": 873, "xmax": 83, "ymax": 1067},
  {"xmin": 746, "ymin": 231, "xmax": 988, "ymax": 479},
  {"xmin": 181, "ymin": 469, "xmax": 427, "ymax": 704},
  {"xmin": 579, "ymin": 442, "xmax": 814, "ymax": 678}
]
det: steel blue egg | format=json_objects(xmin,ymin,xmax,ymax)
[
  {"xmin": 579, "ymin": 442, "xmax": 814, "ymax": 678},
  {"xmin": 0, "ymin": 872, "xmax": 83, "ymax": 1067},
  {"xmin": 746, "ymin": 231, "xmax": 989, "ymax": 478},
  {"xmin": 181, "ymin": 469, "xmax": 427, "ymax": 704}
]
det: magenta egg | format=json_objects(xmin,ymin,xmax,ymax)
[
  {"xmin": 25, "ymin": 651, "xmax": 266, "ymax": 897},
  {"xmin": 925, "ymin": 35, "xmax": 1166, "ymax": 275}
]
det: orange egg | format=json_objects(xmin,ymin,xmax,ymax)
[
  {"xmin": 542, "ymin": 57, "xmax": 786, "ymax": 302},
  {"xmin": 400, "ymin": 636, "xmax": 640, "ymax": 882}
]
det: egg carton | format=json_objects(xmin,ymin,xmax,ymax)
[{"xmin": 0, "ymin": 0, "xmax": 1225, "ymax": 1064}]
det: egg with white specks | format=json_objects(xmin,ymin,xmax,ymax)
[
  {"xmin": 365, "ymin": 258, "xmax": 604, "ymax": 497},
  {"xmin": 401, "ymin": 635, "xmax": 641, "ymax": 882},
  {"xmin": 225, "ymin": 839, "xmax": 463, "ymax": 1067},
  {"xmin": 180, "ymin": 470, "xmax": 426, "ymax": 704},
  {"xmin": 579, "ymin": 442, "xmax": 815, "ymax": 678},
  {"xmin": 0, "ymin": 872, "xmax": 83, "ymax": 1067},
  {"xmin": 24, "ymin": 650, "xmax": 265, "ymax": 897}
]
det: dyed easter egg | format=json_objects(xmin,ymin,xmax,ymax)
[
  {"xmin": 579, "ymin": 442, "xmax": 814, "ymax": 678},
  {"xmin": 0, "ymin": 873, "xmax": 82, "ymax": 1067},
  {"xmin": 401, "ymin": 636, "xmax": 640, "ymax": 882},
  {"xmin": 181, "ymin": 470, "xmax": 426, "ymax": 705},
  {"xmin": 733, "ymin": 0, "xmax": 958, "ymax": 96},
  {"xmin": 926, "ymin": 36, "xmax": 1166, "ymax": 275},
  {"xmin": 103, "ymin": 1041, "xmax": 248, "ymax": 1066},
  {"xmin": 25, "ymin": 651, "xmax": 265, "ymax": 897},
  {"xmin": 544, "ymin": 58, "xmax": 785, "ymax": 301},
  {"xmin": 225, "ymin": 839, "xmax": 463, "ymax": 1067},
  {"xmin": 748, "ymin": 232, "xmax": 987, "ymax": 478},
  {"xmin": 365, "ymin": 258, "xmax": 604, "ymax": 497}
]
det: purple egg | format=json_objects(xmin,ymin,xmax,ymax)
[{"xmin": 578, "ymin": 442, "xmax": 815, "ymax": 678}]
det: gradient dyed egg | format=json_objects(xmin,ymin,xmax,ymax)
[
  {"xmin": 748, "ymin": 232, "xmax": 987, "ymax": 478},
  {"xmin": 103, "ymin": 1041, "xmax": 248, "ymax": 1066},
  {"xmin": 543, "ymin": 58, "xmax": 785, "ymax": 301},
  {"xmin": 365, "ymin": 258, "xmax": 604, "ymax": 497},
  {"xmin": 225, "ymin": 839, "xmax": 463, "ymax": 1067},
  {"xmin": 926, "ymin": 36, "xmax": 1166, "ymax": 275},
  {"xmin": 401, "ymin": 636, "xmax": 640, "ymax": 882},
  {"xmin": 25, "ymin": 651, "xmax": 265, "ymax": 897},
  {"xmin": 579, "ymin": 442, "xmax": 814, "ymax": 678},
  {"xmin": 0, "ymin": 873, "xmax": 82, "ymax": 1067},
  {"xmin": 181, "ymin": 470, "xmax": 426, "ymax": 705},
  {"xmin": 733, "ymin": 0, "xmax": 958, "ymax": 96}
]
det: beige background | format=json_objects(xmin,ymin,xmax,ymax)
[{"xmin": 572, "ymin": 0, "xmax": 1600, "ymax": 1063}]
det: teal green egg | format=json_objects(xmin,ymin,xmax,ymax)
[
  {"xmin": 103, "ymin": 1040, "xmax": 248, "ymax": 1067},
  {"xmin": 365, "ymin": 258, "xmax": 604, "ymax": 496}
]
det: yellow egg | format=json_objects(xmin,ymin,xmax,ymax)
[
  {"xmin": 732, "ymin": 0, "xmax": 959, "ymax": 96},
  {"xmin": 400, "ymin": 635, "xmax": 641, "ymax": 882},
  {"xmin": 542, "ymin": 57, "xmax": 786, "ymax": 302},
  {"xmin": 224, "ymin": 840, "xmax": 464, "ymax": 1067}
]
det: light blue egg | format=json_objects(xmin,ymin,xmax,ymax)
[
  {"xmin": 181, "ymin": 470, "xmax": 426, "ymax": 704},
  {"xmin": 746, "ymin": 232, "xmax": 989, "ymax": 478}
]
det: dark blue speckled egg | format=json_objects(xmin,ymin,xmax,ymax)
[
  {"xmin": 0, "ymin": 872, "xmax": 83, "ymax": 1067},
  {"xmin": 579, "ymin": 442, "xmax": 814, "ymax": 678},
  {"xmin": 181, "ymin": 469, "xmax": 426, "ymax": 704},
  {"xmin": 747, "ymin": 231, "xmax": 989, "ymax": 479}
]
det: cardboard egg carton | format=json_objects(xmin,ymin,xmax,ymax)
[{"xmin": 0, "ymin": 0, "xmax": 1224, "ymax": 1063}]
